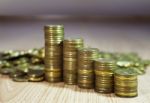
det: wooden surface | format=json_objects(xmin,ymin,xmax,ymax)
[
  {"xmin": 0, "ymin": 68, "xmax": 150, "ymax": 103},
  {"xmin": 0, "ymin": 19, "xmax": 150, "ymax": 103}
]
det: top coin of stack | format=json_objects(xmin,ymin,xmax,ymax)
[
  {"xmin": 44, "ymin": 25, "xmax": 64, "ymax": 82},
  {"xmin": 94, "ymin": 58, "xmax": 116, "ymax": 93},
  {"xmin": 114, "ymin": 69, "xmax": 138, "ymax": 97},
  {"xmin": 77, "ymin": 48, "xmax": 99, "ymax": 89},
  {"xmin": 63, "ymin": 38, "xmax": 84, "ymax": 85}
]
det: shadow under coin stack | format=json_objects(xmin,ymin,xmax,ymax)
[
  {"xmin": 94, "ymin": 58, "xmax": 115, "ymax": 93},
  {"xmin": 77, "ymin": 48, "xmax": 99, "ymax": 89},
  {"xmin": 44, "ymin": 25, "xmax": 64, "ymax": 82},
  {"xmin": 114, "ymin": 69, "xmax": 138, "ymax": 97},
  {"xmin": 63, "ymin": 38, "xmax": 84, "ymax": 85}
]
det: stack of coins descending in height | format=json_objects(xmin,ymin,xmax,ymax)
[
  {"xmin": 63, "ymin": 38, "xmax": 84, "ymax": 85},
  {"xmin": 44, "ymin": 25, "xmax": 64, "ymax": 82},
  {"xmin": 114, "ymin": 69, "xmax": 138, "ymax": 97},
  {"xmin": 78, "ymin": 48, "xmax": 99, "ymax": 89},
  {"xmin": 94, "ymin": 58, "xmax": 115, "ymax": 93}
]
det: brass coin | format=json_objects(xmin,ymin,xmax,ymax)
[
  {"xmin": 78, "ymin": 83, "xmax": 94, "ymax": 89},
  {"xmin": 45, "ymin": 76, "xmax": 62, "ymax": 82},
  {"xmin": 95, "ymin": 87, "xmax": 114, "ymax": 93},
  {"xmin": 28, "ymin": 76, "xmax": 44, "ymax": 82},
  {"xmin": 9, "ymin": 70, "xmax": 26, "ymax": 78},
  {"xmin": 45, "ymin": 71, "xmax": 62, "ymax": 78},
  {"xmin": 115, "ymin": 91, "xmax": 138, "ymax": 97},
  {"xmin": 12, "ymin": 75, "xmax": 28, "ymax": 82},
  {"xmin": 28, "ymin": 69, "xmax": 44, "ymax": 78}
]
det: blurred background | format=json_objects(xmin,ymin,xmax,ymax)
[{"xmin": 0, "ymin": 0, "xmax": 150, "ymax": 58}]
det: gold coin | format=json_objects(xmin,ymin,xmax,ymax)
[{"xmin": 28, "ymin": 76, "xmax": 44, "ymax": 82}]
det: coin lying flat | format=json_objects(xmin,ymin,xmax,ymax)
[
  {"xmin": 12, "ymin": 75, "xmax": 28, "ymax": 82},
  {"xmin": 9, "ymin": 70, "xmax": 27, "ymax": 78},
  {"xmin": 28, "ymin": 76, "xmax": 44, "ymax": 82}
]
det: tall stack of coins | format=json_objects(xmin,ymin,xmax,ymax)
[
  {"xmin": 63, "ymin": 38, "xmax": 84, "ymax": 85},
  {"xmin": 44, "ymin": 25, "xmax": 64, "ymax": 82},
  {"xmin": 94, "ymin": 58, "xmax": 115, "ymax": 93},
  {"xmin": 77, "ymin": 48, "xmax": 99, "ymax": 89},
  {"xmin": 114, "ymin": 69, "xmax": 138, "ymax": 97}
]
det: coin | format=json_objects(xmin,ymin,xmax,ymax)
[
  {"xmin": 9, "ymin": 70, "xmax": 27, "ymax": 78},
  {"xmin": 28, "ymin": 76, "xmax": 44, "ymax": 82},
  {"xmin": 27, "ymin": 69, "xmax": 44, "ymax": 78},
  {"xmin": 12, "ymin": 75, "xmax": 28, "ymax": 82}
]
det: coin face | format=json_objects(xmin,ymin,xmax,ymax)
[
  {"xmin": 44, "ymin": 25, "xmax": 64, "ymax": 29},
  {"xmin": 116, "ymin": 61, "xmax": 134, "ymax": 67},
  {"xmin": 114, "ymin": 69, "xmax": 137, "ymax": 76}
]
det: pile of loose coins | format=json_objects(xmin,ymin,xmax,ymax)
[
  {"xmin": 0, "ymin": 25, "xmax": 150, "ymax": 98},
  {"xmin": 0, "ymin": 49, "xmax": 45, "ymax": 82}
]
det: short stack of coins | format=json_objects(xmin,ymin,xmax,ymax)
[
  {"xmin": 28, "ymin": 69, "xmax": 44, "ymax": 82},
  {"xmin": 44, "ymin": 25, "xmax": 64, "ymax": 82},
  {"xmin": 63, "ymin": 38, "xmax": 84, "ymax": 85},
  {"xmin": 94, "ymin": 58, "xmax": 115, "ymax": 93},
  {"xmin": 77, "ymin": 48, "xmax": 99, "ymax": 89},
  {"xmin": 114, "ymin": 69, "xmax": 138, "ymax": 97}
]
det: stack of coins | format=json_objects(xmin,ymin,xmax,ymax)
[
  {"xmin": 44, "ymin": 25, "xmax": 64, "ymax": 82},
  {"xmin": 28, "ymin": 69, "xmax": 44, "ymax": 82},
  {"xmin": 94, "ymin": 58, "xmax": 115, "ymax": 93},
  {"xmin": 77, "ymin": 48, "xmax": 99, "ymax": 89},
  {"xmin": 63, "ymin": 38, "xmax": 84, "ymax": 85},
  {"xmin": 114, "ymin": 69, "xmax": 138, "ymax": 97}
]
